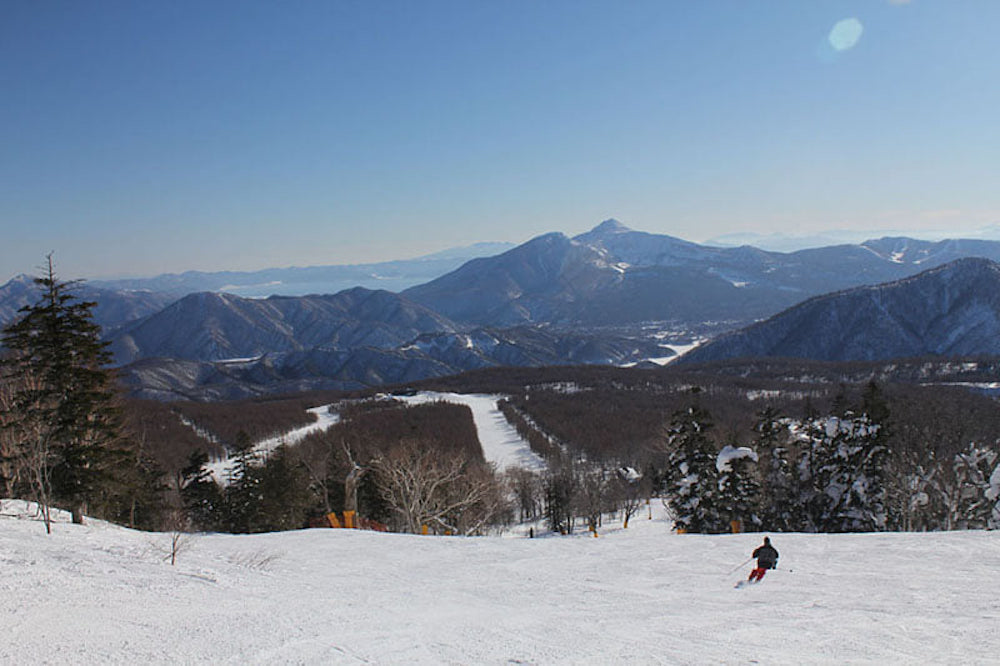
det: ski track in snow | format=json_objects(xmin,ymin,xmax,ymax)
[
  {"xmin": 398, "ymin": 391, "xmax": 546, "ymax": 472},
  {"xmin": 3, "ymin": 500, "xmax": 999, "ymax": 664},
  {"xmin": 206, "ymin": 405, "xmax": 340, "ymax": 484}
]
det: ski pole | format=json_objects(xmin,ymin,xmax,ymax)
[{"xmin": 727, "ymin": 557, "xmax": 753, "ymax": 575}]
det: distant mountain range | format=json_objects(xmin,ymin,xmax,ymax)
[
  {"xmin": 682, "ymin": 257, "xmax": 1000, "ymax": 364},
  {"xmin": 88, "ymin": 242, "xmax": 515, "ymax": 298},
  {"xmin": 8, "ymin": 220, "xmax": 1000, "ymax": 398},
  {"xmin": 0, "ymin": 274, "xmax": 175, "ymax": 334},
  {"xmin": 705, "ymin": 224, "xmax": 1000, "ymax": 252}
]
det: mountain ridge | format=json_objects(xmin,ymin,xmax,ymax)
[{"xmin": 681, "ymin": 257, "xmax": 1000, "ymax": 364}]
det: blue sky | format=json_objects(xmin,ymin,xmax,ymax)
[{"xmin": 3, "ymin": 0, "xmax": 999, "ymax": 279}]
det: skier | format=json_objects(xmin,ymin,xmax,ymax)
[{"xmin": 748, "ymin": 536, "xmax": 779, "ymax": 583}]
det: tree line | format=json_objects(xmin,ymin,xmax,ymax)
[{"xmin": 500, "ymin": 382, "xmax": 1000, "ymax": 534}]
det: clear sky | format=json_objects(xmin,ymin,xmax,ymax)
[{"xmin": 3, "ymin": 0, "xmax": 1000, "ymax": 279}]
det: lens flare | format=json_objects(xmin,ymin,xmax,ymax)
[{"xmin": 828, "ymin": 18, "xmax": 864, "ymax": 51}]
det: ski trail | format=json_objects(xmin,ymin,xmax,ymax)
[
  {"xmin": 398, "ymin": 392, "xmax": 546, "ymax": 472},
  {"xmin": 207, "ymin": 404, "xmax": 340, "ymax": 484}
]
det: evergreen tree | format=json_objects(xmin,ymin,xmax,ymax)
[
  {"xmin": 795, "ymin": 413, "xmax": 889, "ymax": 532},
  {"xmin": 255, "ymin": 444, "xmax": 312, "ymax": 532},
  {"xmin": 716, "ymin": 442, "xmax": 760, "ymax": 531},
  {"xmin": 662, "ymin": 406, "xmax": 724, "ymax": 533},
  {"xmin": 754, "ymin": 407, "xmax": 802, "ymax": 531},
  {"xmin": 793, "ymin": 417, "xmax": 836, "ymax": 532},
  {"xmin": 0, "ymin": 257, "xmax": 126, "ymax": 530},
  {"xmin": 180, "ymin": 450, "xmax": 224, "ymax": 531},
  {"xmin": 91, "ymin": 439, "xmax": 167, "ymax": 530},
  {"xmin": 222, "ymin": 430, "xmax": 262, "ymax": 533}
]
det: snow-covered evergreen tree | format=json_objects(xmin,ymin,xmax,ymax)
[
  {"xmin": 716, "ymin": 443, "xmax": 760, "ymax": 531},
  {"xmin": 754, "ymin": 408, "xmax": 802, "ymax": 531},
  {"xmin": 792, "ymin": 413, "xmax": 888, "ymax": 532},
  {"xmin": 951, "ymin": 443, "xmax": 999, "ymax": 530},
  {"xmin": 662, "ymin": 406, "xmax": 724, "ymax": 533},
  {"xmin": 988, "ymin": 462, "xmax": 1000, "ymax": 530}
]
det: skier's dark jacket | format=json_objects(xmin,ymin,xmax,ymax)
[{"xmin": 752, "ymin": 543, "xmax": 779, "ymax": 569}]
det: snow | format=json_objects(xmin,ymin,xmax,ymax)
[
  {"xmin": 205, "ymin": 405, "xmax": 340, "ymax": 484},
  {"xmin": 620, "ymin": 356, "xmax": 674, "ymax": 368},
  {"xmin": 663, "ymin": 339, "xmax": 704, "ymax": 362},
  {"xmin": 398, "ymin": 391, "xmax": 546, "ymax": 472},
  {"xmin": 716, "ymin": 445, "xmax": 759, "ymax": 472},
  {"xmin": 746, "ymin": 389, "xmax": 781, "ymax": 401},
  {"xmin": 3, "ymin": 499, "xmax": 999, "ymax": 664},
  {"xmin": 215, "ymin": 356, "xmax": 264, "ymax": 364},
  {"xmin": 622, "ymin": 340, "xmax": 704, "ymax": 368}
]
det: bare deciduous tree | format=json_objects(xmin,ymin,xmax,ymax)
[
  {"xmin": 162, "ymin": 508, "xmax": 194, "ymax": 566},
  {"xmin": 613, "ymin": 467, "xmax": 650, "ymax": 529},
  {"xmin": 1, "ymin": 367, "xmax": 55, "ymax": 532},
  {"xmin": 506, "ymin": 467, "xmax": 542, "ymax": 522},
  {"xmin": 372, "ymin": 440, "xmax": 508, "ymax": 535},
  {"xmin": 342, "ymin": 442, "xmax": 368, "ymax": 516}
]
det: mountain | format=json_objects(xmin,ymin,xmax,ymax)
[
  {"xmin": 116, "ymin": 325, "xmax": 672, "ymax": 400},
  {"xmin": 402, "ymin": 222, "xmax": 799, "ymax": 326},
  {"xmin": 405, "ymin": 220, "xmax": 1000, "ymax": 328},
  {"xmin": 109, "ymin": 288, "xmax": 458, "ymax": 365},
  {"xmin": 89, "ymin": 242, "xmax": 515, "ymax": 298},
  {"xmin": 0, "ymin": 274, "xmax": 175, "ymax": 333},
  {"xmin": 681, "ymin": 258, "xmax": 1000, "ymax": 364},
  {"xmin": 401, "ymin": 232, "xmax": 626, "ymax": 325}
]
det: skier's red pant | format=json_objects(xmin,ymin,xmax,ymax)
[{"xmin": 748, "ymin": 567, "xmax": 767, "ymax": 582}]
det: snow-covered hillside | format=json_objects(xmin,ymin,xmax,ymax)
[{"xmin": 3, "ymin": 500, "xmax": 998, "ymax": 664}]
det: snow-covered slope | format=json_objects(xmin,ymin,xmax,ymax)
[
  {"xmin": 3, "ymin": 500, "xmax": 998, "ymax": 664},
  {"xmin": 397, "ymin": 391, "xmax": 545, "ymax": 472}
]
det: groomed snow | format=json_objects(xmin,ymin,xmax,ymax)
[
  {"xmin": 3, "ymin": 500, "xmax": 998, "ymax": 664},
  {"xmin": 397, "ymin": 392, "xmax": 546, "ymax": 472}
]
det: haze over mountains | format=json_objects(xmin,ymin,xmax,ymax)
[
  {"xmin": 7, "ymin": 219, "xmax": 1000, "ymax": 399},
  {"xmin": 89, "ymin": 242, "xmax": 515, "ymax": 298}
]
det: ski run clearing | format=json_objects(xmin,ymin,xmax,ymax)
[
  {"xmin": 205, "ymin": 405, "xmax": 340, "ymax": 485},
  {"xmin": 3, "ymin": 499, "xmax": 999, "ymax": 665},
  {"xmin": 396, "ymin": 391, "xmax": 546, "ymax": 472},
  {"xmin": 205, "ymin": 391, "xmax": 540, "ymax": 484}
]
